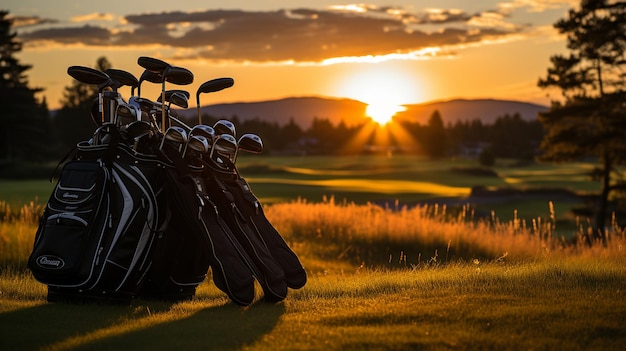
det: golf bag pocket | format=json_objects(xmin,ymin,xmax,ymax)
[{"xmin": 29, "ymin": 159, "xmax": 109, "ymax": 286}]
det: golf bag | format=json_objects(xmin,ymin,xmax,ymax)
[
  {"xmin": 138, "ymin": 146, "xmax": 256, "ymax": 305},
  {"xmin": 200, "ymin": 158, "xmax": 293, "ymax": 302},
  {"xmin": 209, "ymin": 157, "xmax": 307, "ymax": 290},
  {"xmin": 28, "ymin": 125, "xmax": 168, "ymax": 303}
]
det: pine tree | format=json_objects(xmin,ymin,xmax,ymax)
[
  {"xmin": 422, "ymin": 110, "xmax": 447, "ymax": 158},
  {"xmin": 537, "ymin": 0, "xmax": 626, "ymax": 245},
  {"xmin": 0, "ymin": 10, "xmax": 50, "ymax": 162}
]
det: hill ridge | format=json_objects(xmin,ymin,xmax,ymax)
[{"xmin": 175, "ymin": 96, "xmax": 548, "ymax": 128}]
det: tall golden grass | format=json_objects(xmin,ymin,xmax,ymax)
[
  {"xmin": 264, "ymin": 197, "xmax": 625, "ymax": 272},
  {"xmin": 0, "ymin": 200, "xmax": 44, "ymax": 268},
  {"xmin": 1, "ymin": 198, "xmax": 624, "ymax": 271}
]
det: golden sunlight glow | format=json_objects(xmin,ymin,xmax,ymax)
[
  {"xmin": 333, "ymin": 63, "xmax": 423, "ymax": 125},
  {"xmin": 366, "ymin": 103, "xmax": 406, "ymax": 125}
]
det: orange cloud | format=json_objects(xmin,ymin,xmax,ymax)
[{"xmin": 18, "ymin": 7, "xmax": 525, "ymax": 63}]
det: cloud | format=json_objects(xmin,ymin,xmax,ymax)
[
  {"xmin": 9, "ymin": 15, "xmax": 58, "ymax": 28},
  {"xmin": 22, "ymin": 25, "xmax": 112, "ymax": 45},
  {"xmin": 70, "ymin": 12, "xmax": 116, "ymax": 23},
  {"xmin": 497, "ymin": 0, "xmax": 578, "ymax": 14},
  {"xmin": 19, "ymin": 7, "xmax": 526, "ymax": 63}
]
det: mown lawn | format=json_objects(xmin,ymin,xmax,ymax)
[{"xmin": 1, "ymin": 260, "xmax": 625, "ymax": 351}]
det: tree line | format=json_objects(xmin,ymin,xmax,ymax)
[{"xmin": 210, "ymin": 110, "xmax": 543, "ymax": 163}]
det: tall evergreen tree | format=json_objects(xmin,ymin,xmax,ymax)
[
  {"xmin": 422, "ymin": 110, "xmax": 447, "ymax": 158},
  {"xmin": 537, "ymin": 0, "xmax": 626, "ymax": 244},
  {"xmin": 0, "ymin": 10, "xmax": 50, "ymax": 162}
]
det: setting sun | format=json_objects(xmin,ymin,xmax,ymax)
[
  {"xmin": 332, "ymin": 63, "xmax": 423, "ymax": 126},
  {"xmin": 366, "ymin": 103, "xmax": 406, "ymax": 125}
]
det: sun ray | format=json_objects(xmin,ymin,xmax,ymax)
[{"xmin": 339, "ymin": 120, "xmax": 378, "ymax": 154}]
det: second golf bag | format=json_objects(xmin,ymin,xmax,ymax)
[
  {"xmin": 209, "ymin": 157, "xmax": 307, "ymax": 290},
  {"xmin": 200, "ymin": 156, "xmax": 291, "ymax": 302},
  {"xmin": 138, "ymin": 145, "xmax": 256, "ymax": 305},
  {"xmin": 28, "ymin": 124, "xmax": 168, "ymax": 303}
]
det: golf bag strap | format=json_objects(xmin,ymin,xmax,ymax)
[{"xmin": 49, "ymin": 146, "xmax": 77, "ymax": 182}]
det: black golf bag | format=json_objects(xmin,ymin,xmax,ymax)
[
  {"xmin": 138, "ymin": 146, "xmax": 256, "ymax": 305},
  {"xmin": 28, "ymin": 125, "xmax": 168, "ymax": 303},
  {"xmin": 200, "ymin": 157, "xmax": 304, "ymax": 302},
  {"xmin": 209, "ymin": 158, "xmax": 307, "ymax": 290}
]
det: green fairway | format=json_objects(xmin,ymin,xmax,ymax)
[
  {"xmin": 0, "ymin": 155, "xmax": 603, "ymax": 226},
  {"xmin": 0, "ymin": 179, "xmax": 54, "ymax": 207},
  {"xmin": 1, "ymin": 260, "xmax": 625, "ymax": 351}
]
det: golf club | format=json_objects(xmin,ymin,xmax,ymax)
[
  {"xmin": 137, "ymin": 70, "xmax": 162, "ymax": 97},
  {"xmin": 210, "ymin": 134, "xmax": 238, "ymax": 165},
  {"xmin": 162, "ymin": 91, "xmax": 192, "ymax": 132},
  {"xmin": 124, "ymin": 121, "xmax": 156, "ymax": 152},
  {"xmin": 213, "ymin": 119, "xmax": 236, "ymax": 137},
  {"xmin": 196, "ymin": 78, "xmax": 234, "ymax": 125},
  {"xmin": 161, "ymin": 90, "xmax": 189, "ymax": 109},
  {"xmin": 157, "ymin": 89, "xmax": 191, "ymax": 104},
  {"xmin": 234, "ymin": 133, "xmax": 263, "ymax": 162},
  {"xmin": 105, "ymin": 68, "xmax": 139, "ymax": 96},
  {"xmin": 67, "ymin": 66, "xmax": 114, "ymax": 125},
  {"xmin": 159, "ymin": 126, "xmax": 188, "ymax": 152},
  {"xmin": 182, "ymin": 135, "xmax": 210, "ymax": 159},
  {"xmin": 137, "ymin": 57, "xmax": 194, "ymax": 132},
  {"xmin": 189, "ymin": 125, "xmax": 216, "ymax": 146}
]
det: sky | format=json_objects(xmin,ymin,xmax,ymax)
[{"xmin": 3, "ymin": 0, "xmax": 577, "ymax": 118}]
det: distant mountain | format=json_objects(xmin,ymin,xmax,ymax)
[
  {"xmin": 179, "ymin": 96, "xmax": 368, "ymax": 128},
  {"xmin": 177, "ymin": 96, "xmax": 549, "ymax": 128},
  {"xmin": 395, "ymin": 99, "xmax": 549, "ymax": 125}
]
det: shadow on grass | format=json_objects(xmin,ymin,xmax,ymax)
[{"xmin": 0, "ymin": 298, "xmax": 285, "ymax": 350}]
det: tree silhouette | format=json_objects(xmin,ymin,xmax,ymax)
[
  {"xmin": 0, "ymin": 11, "xmax": 51, "ymax": 162},
  {"xmin": 538, "ymin": 0, "xmax": 626, "ymax": 245},
  {"xmin": 422, "ymin": 110, "xmax": 447, "ymax": 158}
]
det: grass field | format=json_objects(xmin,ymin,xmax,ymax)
[
  {"xmin": 0, "ymin": 155, "xmax": 602, "ymax": 227},
  {"xmin": 1, "ymin": 155, "xmax": 625, "ymax": 350},
  {"xmin": 2, "ymin": 259, "xmax": 625, "ymax": 350}
]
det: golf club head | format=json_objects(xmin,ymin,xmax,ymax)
[
  {"xmin": 139, "ymin": 70, "xmax": 163, "ymax": 84},
  {"xmin": 213, "ymin": 119, "xmax": 236, "ymax": 137},
  {"xmin": 210, "ymin": 134, "xmax": 238, "ymax": 164},
  {"xmin": 105, "ymin": 68, "xmax": 139, "ymax": 91},
  {"xmin": 158, "ymin": 91, "xmax": 189, "ymax": 109},
  {"xmin": 116, "ymin": 103, "xmax": 141, "ymax": 125},
  {"xmin": 67, "ymin": 66, "xmax": 112, "ymax": 87},
  {"xmin": 164, "ymin": 66, "xmax": 194, "ymax": 85},
  {"xmin": 129, "ymin": 96, "xmax": 157, "ymax": 117},
  {"xmin": 195, "ymin": 78, "xmax": 234, "ymax": 125},
  {"xmin": 159, "ymin": 126, "xmax": 188, "ymax": 152},
  {"xmin": 182, "ymin": 135, "xmax": 210, "ymax": 159},
  {"xmin": 238, "ymin": 133, "xmax": 263, "ymax": 154},
  {"xmin": 138, "ymin": 56, "xmax": 171, "ymax": 74},
  {"xmin": 189, "ymin": 125, "xmax": 216, "ymax": 146},
  {"xmin": 159, "ymin": 89, "xmax": 191, "ymax": 101},
  {"xmin": 197, "ymin": 78, "xmax": 235, "ymax": 96}
]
